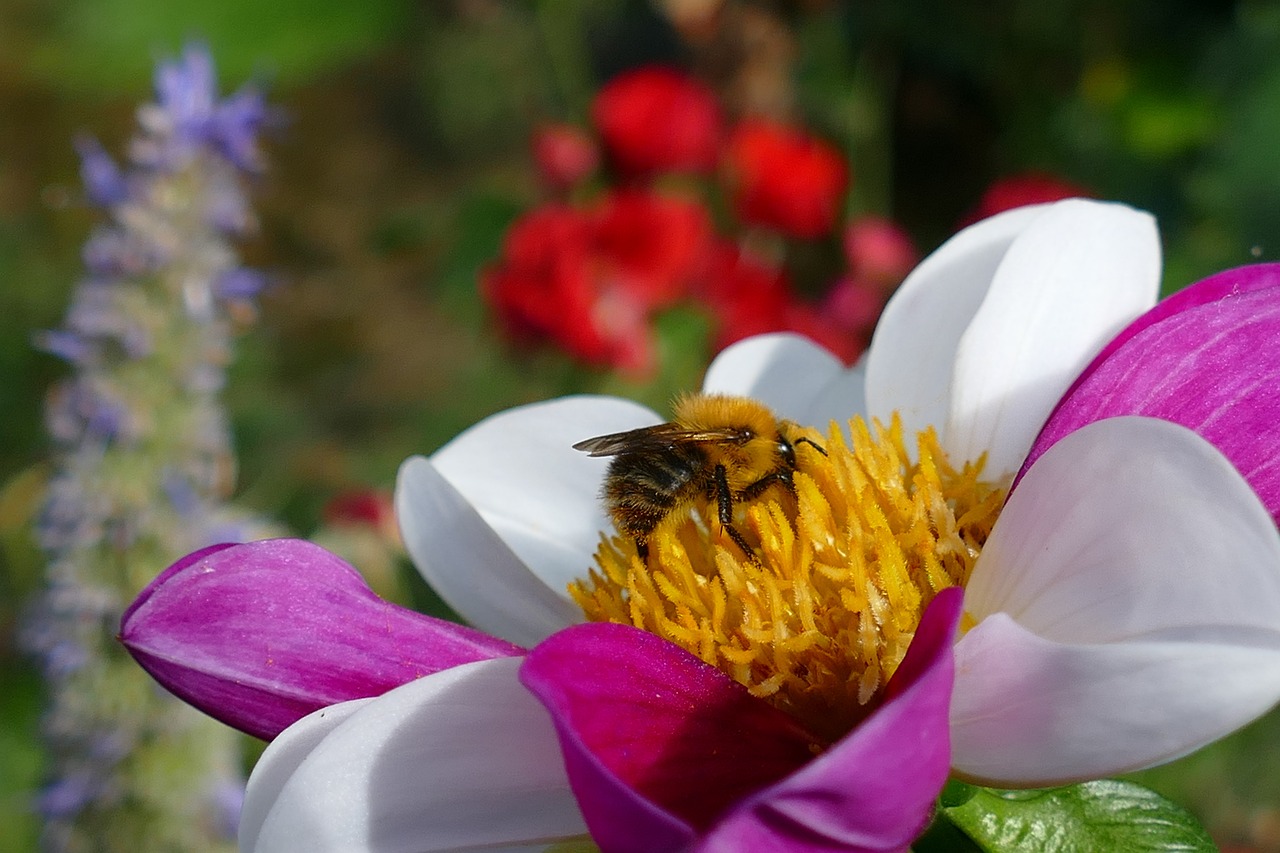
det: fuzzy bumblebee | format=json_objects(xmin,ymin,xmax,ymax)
[{"xmin": 573, "ymin": 393, "xmax": 825, "ymax": 560}]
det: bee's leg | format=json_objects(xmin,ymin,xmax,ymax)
[
  {"xmin": 740, "ymin": 469, "xmax": 794, "ymax": 501},
  {"xmin": 635, "ymin": 538, "xmax": 649, "ymax": 562},
  {"xmin": 714, "ymin": 464, "xmax": 758, "ymax": 561}
]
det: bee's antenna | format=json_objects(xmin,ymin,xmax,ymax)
[{"xmin": 795, "ymin": 437, "xmax": 828, "ymax": 456}]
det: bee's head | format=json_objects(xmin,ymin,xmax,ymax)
[
  {"xmin": 777, "ymin": 435, "xmax": 797, "ymax": 470},
  {"xmin": 778, "ymin": 423, "xmax": 827, "ymax": 470}
]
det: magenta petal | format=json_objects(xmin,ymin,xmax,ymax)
[
  {"xmin": 521, "ymin": 591, "xmax": 961, "ymax": 853},
  {"xmin": 1075, "ymin": 263, "xmax": 1280, "ymax": 385},
  {"xmin": 697, "ymin": 588, "xmax": 961, "ymax": 853},
  {"xmin": 520, "ymin": 623, "xmax": 821, "ymax": 851},
  {"xmin": 1023, "ymin": 264, "xmax": 1280, "ymax": 522},
  {"xmin": 120, "ymin": 538, "xmax": 523, "ymax": 740}
]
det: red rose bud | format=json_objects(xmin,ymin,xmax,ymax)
[
  {"xmin": 724, "ymin": 119, "xmax": 850, "ymax": 239},
  {"xmin": 323, "ymin": 489, "xmax": 396, "ymax": 535},
  {"xmin": 823, "ymin": 275, "xmax": 886, "ymax": 335},
  {"xmin": 842, "ymin": 215, "xmax": 918, "ymax": 289},
  {"xmin": 592, "ymin": 66, "xmax": 722, "ymax": 178},
  {"xmin": 693, "ymin": 240, "xmax": 792, "ymax": 349},
  {"xmin": 962, "ymin": 171, "xmax": 1092, "ymax": 225},
  {"xmin": 482, "ymin": 204, "xmax": 611, "ymax": 362},
  {"xmin": 482, "ymin": 191, "xmax": 712, "ymax": 377},
  {"xmin": 532, "ymin": 123, "xmax": 599, "ymax": 191},
  {"xmin": 594, "ymin": 189, "xmax": 712, "ymax": 306}
]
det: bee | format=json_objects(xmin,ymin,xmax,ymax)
[{"xmin": 573, "ymin": 393, "xmax": 826, "ymax": 561}]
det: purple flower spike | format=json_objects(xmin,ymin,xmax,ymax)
[
  {"xmin": 120, "ymin": 539, "xmax": 523, "ymax": 741},
  {"xmin": 521, "ymin": 588, "xmax": 962, "ymax": 852},
  {"xmin": 155, "ymin": 44, "xmax": 217, "ymax": 133},
  {"xmin": 75, "ymin": 136, "xmax": 128, "ymax": 208},
  {"xmin": 1023, "ymin": 264, "xmax": 1280, "ymax": 523}
]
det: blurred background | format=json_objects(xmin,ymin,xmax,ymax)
[{"xmin": 2, "ymin": 0, "xmax": 1279, "ymax": 850}]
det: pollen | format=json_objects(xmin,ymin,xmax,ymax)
[{"xmin": 569, "ymin": 414, "xmax": 1006, "ymax": 744}]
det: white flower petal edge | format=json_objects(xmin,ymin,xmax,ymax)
[
  {"xmin": 865, "ymin": 204, "xmax": 1048, "ymax": 447},
  {"xmin": 240, "ymin": 699, "xmax": 369, "ymax": 851},
  {"xmin": 952, "ymin": 417, "xmax": 1280, "ymax": 785},
  {"xmin": 244, "ymin": 657, "xmax": 589, "ymax": 853},
  {"xmin": 397, "ymin": 396, "xmax": 657, "ymax": 645},
  {"xmin": 865, "ymin": 199, "xmax": 1160, "ymax": 477},
  {"xmin": 703, "ymin": 331, "xmax": 868, "ymax": 432},
  {"xmin": 396, "ymin": 456, "xmax": 580, "ymax": 647},
  {"xmin": 703, "ymin": 332, "xmax": 841, "ymax": 412},
  {"xmin": 945, "ymin": 199, "xmax": 1160, "ymax": 477},
  {"xmin": 801, "ymin": 361, "xmax": 868, "ymax": 435}
]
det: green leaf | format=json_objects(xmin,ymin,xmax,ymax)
[
  {"xmin": 942, "ymin": 780, "xmax": 1216, "ymax": 853},
  {"xmin": 940, "ymin": 779, "xmax": 979, "ymax": 808}
]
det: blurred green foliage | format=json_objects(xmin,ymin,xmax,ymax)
[{"xmin": 2, "ymin": 0, "xmax": 1280, "ymax": 850}]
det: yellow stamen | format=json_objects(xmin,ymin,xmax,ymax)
[{"xmin": 570, "ymin": 413, "xmax": 1005, "ymax": 744}]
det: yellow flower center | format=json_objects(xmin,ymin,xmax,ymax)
[{"xmin": 569, "ymin": 414, "xmax": 1006, "ymax": 743}]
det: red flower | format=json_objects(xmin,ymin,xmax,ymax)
[
  {"xmin": 482, "ymin": 204, "xmax": 610, "ymax": 363},
  {"xmin": 483, "ymin": 191, "xmax": 712, "ymax": 377},
  {"xmin": 818, "ymin": 215, "xmax": 920, "ymax": 357},
  {"xmin": 694, "ymin": 241, "xmax": 862, "ymax": 362},
  {"xmin": 323, "ymin": 489, "xmax": 394, "ymax": 532},
  {"xmin": 592, "ymin": 66, "xmax": 721, "ymax": 178},
  {"xmin": 532, "ymin": 123, "xmax": 598, "ymax": 191},
  {"xmin": 695, "ymin": 240, "xmax": 792, "ymax": 350},
  {"xmin": 723, "ymin": 119, "xmax": 849, "ymax": 239},
  {"xmin": 821, "ymin": 275, "xmax": 885, "ymax": 337},
  {"xmin": 962, "ymin": 171, "xmax": 1092, "ymax": 225},
  {"xmin": 842, "ymin": 215, "xmax": 919, "ymax": 289},
  {"xmin": 594, "ymin": 189, "xmax": 711, "ymax": 305}
]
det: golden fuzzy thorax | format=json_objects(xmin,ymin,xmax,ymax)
[
  {"xmin": 571, "ymin": 412, "xmax": 1006, "ymax": 745},
  {"xmin": 671, "ymin": 393, "xmax": 794, "ymax": 493}
]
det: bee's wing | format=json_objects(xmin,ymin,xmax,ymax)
[{"xmin": 573, "ymin": 423, "xmax": 740, "ymax": 457}]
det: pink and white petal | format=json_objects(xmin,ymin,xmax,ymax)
[
  {"xmin": 951, "ymin": 614, "xmax": 1280, "ymax": 786},
  {"xmin": 245, "ymin": 657, "xmax": 588, "ymax": 853},
  {"xmin": 520, "ymin": 623, "xmax": 820, "ymax": 850},
  {"xmin": 428, "ymin": 395, "xmax": 659, "ymax": 599},
  {"xmin": 698, "ymin": 588, "xmax": 961, "ymax": 853},
  {"xmin": 1067, "ymin": 262, "xmax": 1280, "ymax": 393},
  {"xmin": 396, "ymin": 457, "xmax": 582, "ymax": 647},
  {"xmin": 946, "ymin": 200, "xmax": 1160, "ymax": 477},
  {"xmin": 955, "ymin": 417, "xmax": 1280, "ymax": 784},
  {"xmin": 1023, "ymin": 279, "xmax": 1280, "ymax": 524},
  {"xmin": 240, "ymin": 699, "xmax": 369, "ymax": 851},
  {"xmin": 702, "ymin": 332, "xmax": 851, "ymax": 421},
  {"xmin": 865, "ymin": 204, "xmax": 1048, "ymax": 442},
  {"xmin": 966, "ymin": 417, "xmax": 1280, "ymax": 638},
  {"xmin": 120, "ymin": 539, "xmax": 521, "ymax": 741}
]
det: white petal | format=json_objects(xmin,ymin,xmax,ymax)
[
  {"xmin": 865, "ymin": 204, "xmax": 1048, "ymax": 443},
  {"xmin": 702, "ymin": 332, "xmax": 867, "ymax": 432},
  {"xmin": 432, "ymin": 396, "xmax": 657, "ymax": 588},
  {"xmin": 397, "ymin": 396, "xmax": 658, "ymax": 645},
  {"xmin": 246, "ymin": 657, "xmax": 588, "ymax": 853},
  {"xmin": 953, "ymin": 417, "xmax": 1280, "ymax": 784},
  {"xmin": 800, "ymin": 361, "xmax": 867, "ymax": 433},
  {"xmin": 946, "ymin": 199, "xmax": 1160, "ymax": 477},
  {"xmin": 240, "ymin": 700, "xmax": 369, "ymax": 852},
  {"xmin": 702, "ymin": 332, "xmax": 845, "ymax": 421},
  {"xmin": 395, "ymin": 456, "xmax": 581, "ymax": 647},
  {"xmin": 951, "ymin": 614, "xmax": 1280, "ymax": 786}
]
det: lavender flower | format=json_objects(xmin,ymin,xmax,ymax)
[{"xmin": 27, "ymin": 43, "xmax": 275, "ymax": 852}]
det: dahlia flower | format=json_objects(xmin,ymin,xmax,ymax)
[{"xmin": 123, "ymin": 198, "xmax": 1280, "ymax": 851}]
